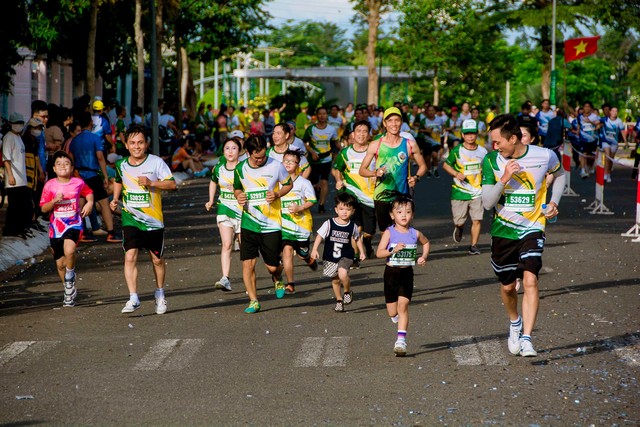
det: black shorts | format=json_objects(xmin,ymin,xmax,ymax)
[
  {"xmin": 353, "ymin": 201, "xmax": 376, "ymax": 235},
  {"xmin": 282, "ymin": 238, "xmax": 310, "ymax": 258},
  {"xmin": 83, "ymin": 175, "xmax": 108, "ymax": 201},
  {"xmin": 309, "ymin": 162, "xmax": 332, "ymax": 184},
  {"xmin": 384, "ymin": 265, "xmax": 414, "ymax": 303},
  {"xmin": 374, "ymin": 200, "xmax": 394, "ymax": 232},
  {"xmin": 50, "ymin": 228, "xmax": 82, "ymax": 260},
  {"xmin": 123, "ymin": 226, "xmax": 165, "ymax": 258},
  {"xmin": 490, "ymin": 232, "xmax": 545, "ymax": 285},
  {"xmin": 240, "ymin": 229, "xmax": 281, "ymax": 266}
]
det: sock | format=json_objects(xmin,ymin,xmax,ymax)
[
  {"xmin": 130, "ymin": 292, "xmax": 140, "ymax": 304},
  {"xmin": 65, "ymin": 268, "xmax": 75, "ymax": 280},
  {"xmin": 510, "ymin": 316, "xmax": 522, "ymax": 328},
  {"xmin": 397, "ymin": 330, "xmax": 407, "ymax": 343},
  {"xmin": 521, "ymin": 334, "xmax": 532, "ymax": 342},
  {"xmin": 155, "ymin": 288, "xmax": 165, "ymax": 300}
]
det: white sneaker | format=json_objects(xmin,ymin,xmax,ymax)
[
  {"xmin": 605, "ymin": 175, "xmax": 612, "ymax": 183},
  {"xmin": 508, "ymin": 322, "xmax": 522, "ymax": 355},
  {"xmin": 155, "ymin": 299, "xmax": 167, "ymax": 315},
  {"xmin": 214, "ymin": 276, "xmax": 232, "ymax": 292},
  {"xmin": 394, "ymin": 340, "xmax": 407, "ymax": 357},
  {"xmin": 391, "ymin": 315, "xmax": 399, "ymax": 324},
  {"xmin": 580, "ymin": 168, "xmax": 588, "ymax": 179},
  {"xmin": 233, "ymin": 240, "xmax": 240, "ymax": 251},
  {"xmin": 520, "ymin": 339, "xmax": 538, "ymax": 357},
  {"xmin": 121, "ymin": 300, "xmax": 141, "ymax": 313}
]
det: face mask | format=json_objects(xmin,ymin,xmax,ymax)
[
  {"xmin": 30, "ymin": 129, "xmax": 42, "ymax": 138},
  {"xmin": 11, "ymin": 124, "xmax": 24, "ymax": 133}
]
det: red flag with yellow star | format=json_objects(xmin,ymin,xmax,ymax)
[{"xmin": 564, "ymin": 36, "xmax": 600, "ymax": 63}]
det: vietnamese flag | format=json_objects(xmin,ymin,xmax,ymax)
[{"xmin": 565, "ymin": 36, "xmax": 600, "ymax": 63}]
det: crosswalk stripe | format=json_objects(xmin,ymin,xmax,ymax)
[
  {"xmin": 0, "ymin": 341, "xmax": 60, "ymax": 371},
  {"xmin": 477, "ymin": 337, "xmax": 509, "ymax": 366},
  {"xmin": 294, "ymin": 337, "xmax": 325, "ymax": 367},
  {"xmin": 134, "ymin": 339, "xmax": 180, "ymax": 371},
  {"xmin": 451, "ymin": 336, "xmax": 483, "ymax": 365},
  {"xmin": 322, "ymin": 337, "xmax": 350, "ymax": 367},
  {"xmin": 161, "ymin": 339, "xmax": 204, "ymax": 371}
]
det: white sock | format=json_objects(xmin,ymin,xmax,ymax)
[
  {"xmin": 65, "ymin": 268, "xmax": 75, "ymax": 280},
  {"xmin": 130, "ymin": 293, "xmax": 140, "ymax": 304},
  {"xmin": 155, "ymin": 288, "xmax": 165, "ymax": 300}
]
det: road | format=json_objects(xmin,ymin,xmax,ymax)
[{"xmin": 1, "ymin": 163, "xmax": 639, "ymax": 425}]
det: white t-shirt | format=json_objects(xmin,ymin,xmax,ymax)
[
  {"xmin": 2, "ymin": 132, "xmax": 27, "ymax": 188},
  {"xmin": 159, "ymin": 114, "xmax": 176, "ymax": 128}
]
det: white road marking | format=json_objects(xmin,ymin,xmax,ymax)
[
  {"xmin": 134, "ymin": 339, "xmax": 180, "ymax": 371},
  {"xmin": 322, "ymin": 337, "xmax": 350, "ymax": 367},
  {"xmin": 161, "ymin": 339, "xmax": 204, "ymax": 371},
  {"xmin": 0, "ymin": 341, "xmax": 60, "ymax": 371},
  {"xmin": 294, "ymin": 337, "xmax": 325, "ymax": 367},
  {"xmin": 477, "ymin": 336, "xmax": 509, "ymax": 366},
  {"xmin": 451, "ymin": 336, "xmax": 483, "ymax": 365},
  {"xmin": 607, "ymin": 335, "xmax": 640, "ymax": 367}
]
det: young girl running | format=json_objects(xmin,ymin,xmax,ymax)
[{"xmin": 376, "ymin": 195, "xmax": 430, "ymax": 356}]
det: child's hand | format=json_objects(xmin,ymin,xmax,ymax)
[
  {"xmin": 359, "ymin": 252, "xmax": 366, "ymax": 261},
  {"xmin": 417, "ymin": 256, "xmax": 427, "ymax": 266},
  {"xmin": 392, "ymin": 242, "xmax": 406, "ymax": 254},
  {"xmin": 205, "ymin": 201, "xmax": 213, "ymax": 211},
  {"xmin": 109, "ymin": 199, "xmax": 118, "ymax": 211},
  {"xmin": 310, "ymin": 250, "xmax": 319, "ymax": 261},
  {"xmin": 81, "ymin": 202, "xmax": 93, "ymax": 218},
  {"xmin": 55, "ymin": 192, "xmax": 64, "ymax": 202}
]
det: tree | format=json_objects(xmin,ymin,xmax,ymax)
[{"xmin": 0, "ymin": 2, "xmax": 30, "ymax": 95}]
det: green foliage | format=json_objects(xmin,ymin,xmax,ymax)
[{"xmin": 0, "ymin": 2, "xmax": 30, "ymax": 94}]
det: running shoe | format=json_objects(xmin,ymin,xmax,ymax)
[
  {"xmin": 63, "ymin": 284, "xmax": 77, "ymax": 307},
  {"xmin": 244, "ymin": 300, "xmax": 261, "ymax": 314},
  {"xmin": 92, "ymin": 229, "xmax": 108, "ymax": 236},
  {"xmin": 391, "ymin": 315, "xmax": 399, "ymax": 324},
  {"xmin": 394, "ymin": 340, "xmax": 407, "ymax": 357},
  {"xmin": 453, "ymin": 225, "xmax": 464, "ymax": 243},
  {"xmin": 80, "ymin": 234, "xmax": 97, "ymax": 243},
  {"xmin": 63, "ymin": 295, "xmax": 76, "ymax": 307},
  {"xmin": 121, "ymin": 300, "xmax": 141, "ymax": 313},
  {"xmin": 155, "ymin": 299, "xmax": 167, "ymax": 315},
  {"xmin": 106, "ymin": 232, "xmax": 123, "ymax": 243},
  {"xmin": 520, "ymin": 339, "xmax": 538, "ymax": 357},
  {"xmin": 274, "ymin": 280, "xmax": 286, "ymax": 299},
  {"xmin": 605, "ymin": 175, "xmax": 612, "ymax": 184},
  {"xmin": 350, "ymin": 259, "xmax": 360, "ymax": 270},
  {"xmin": 334, "ymin": 300, "xmax": 344, "ymax": 312},
  {"xmin": 233, "ymin": 240, "xmax": 240, "ymax": 251},
  {"xmin": 580, "ymin": 168, "xmax": 588, "ymax": 179},
  {"xmin": 343, "ymin": 291, "xmax": 353, "ymax": 305},
  {"xmin": 307, "ymin": 258, "xmax": 318, "ymax": 271},
  {"xmin": 433, "ymin": 169, "xmax": 440, "ymax": 178},
  {"xmin": 425, "ymin": 171, "xmax": 433, "ymax": 179},
  {"xmin": 468, "ymin": 245, "xmax": 481, "ymax": 255},
  {"xmin": 285, "ymin": 284, "xmax": 295, "ymax": 294},
  {"xmin": 508, "ymin": 322, "xmax": 522, "ymax": 355},
  {"xmin": 215, "ymin": 276, "xmax": 232, "ymax": 292}
]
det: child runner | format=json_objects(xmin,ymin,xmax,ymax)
[
  {"xmin": 205, "ymin": 137, "xmax": 243, "ymax": 291},
  {"xmin": 40, "ymin": 151, "xmax": 95, "ymax": 307},
  {"xmin": 311, "ymin": 192, "xmax": 366, "ymax": 312},
  {"xmin": 109, "ymin": 125, "xmax": 177, "ymax": 314},
  {"xmin": 376, "ymin": 195, "xmax": 430, "ymax": 356},
  {"xmin": 280, "ymin": 149, "xmax": 319, "ymax": 294}
]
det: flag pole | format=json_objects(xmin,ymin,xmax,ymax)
[{"xmin": 550, "ymin": 0, "xmax": 557, "ymax": 109}]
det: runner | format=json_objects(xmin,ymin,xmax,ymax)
[
  {"xmin": 416, "ymin": 105, "xmax": 444, "ymax": 178},
  {"xmin": 280, "ymin": 149, "xmax": 319, "ymax": 294},
  {"xmin": 109, "ymin": 125, "xmax": 177, "ymax": 315},
  {"xmin": 267, "ymin": 123, "xmax": 311, "ymax": 179},
  {"xmin": 482, "ymin": 114, "xmax": 566, "ymax": 357},
  {"xmin": 442, "ymin": 119, "xmax": 488, "ymax": 255},
  {"xmin": 376, "ymin": 195, "xmax": 429, "ymax": 356},
  {"xmin": 304, "ymin": 106, "xmax": 339, "ymax": 213},
  {"xmin": 39, "ymin": 151, "xmax": 94, "ymax": 307},
  {"xmin": 205, "ymin": 137, "xmax": 244, "ymax": 292},
  {"xmin": 599, "ymin": 106, "xmax": 626, "ymax": 183},
  {"xmin": 332, "ymin": 119, "xmax": 377, "ymax": 259},
  {"xmin": 536, "ymin": 99, "xmax": 555, "ymax": 146},
  {"xmin": 574, "ymin": 101, "xmax": 601, "ymax": 178},
  {"xmin": 359, "ymin": 107, "xmax": 427, "ymax": 232},
  {"xmin": 233, "ymin": 135, "xmax": 293, "ymax": 313}
]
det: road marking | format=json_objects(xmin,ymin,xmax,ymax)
[
  {"xmin": 0, "ymin": 341, "xmax": 60, "ymax": 372},
  {"xmin": 294, "ymin": 337, "xmax": 351, "ymax": 367},
  {"xmin": 451, "ymin": 336, "xmax": 507, "ymax": 366},
  {"xmin": 606, "ymin": 335, "xmax": 640, "ymax": 367},
  {"xmin": 134, "ymin": 339, "xmax": 203, "ymax": 371}
]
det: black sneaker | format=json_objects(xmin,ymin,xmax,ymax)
[
  {"xmin": 307, "ymin": 258, "xmax": 318, "ymax": 271},
  {"xmin": 468, "ymin": 245, "xmax": 481, "ymax": 255},
  {"xmin": 350, "ymin": 259, "xmax": 360, "ymax": 269},
  {"xmin": 425, "ymin": 171, "xmax": 433, "ymax": 179},
  {"xmin": 433, "ymin": 169, "xmax": 440, "ymax": 178},
  {"xmin": 453, "ymin": 226, "xmax": 464, "ymax": 243}
]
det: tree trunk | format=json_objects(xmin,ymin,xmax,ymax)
[
  {"xmin": 540, "ymin": 24, "xmax": 551, "ymax": 99},
  {"xmin": 432, "ymin": 66, "xmax": 439, "ymax": 106},
  {"xmin": 86, "ymin": 0, "xmax": 99, "ymax": 97},
  {"xmin": 366, "ymin": 0, "xmax": 381, "ymax": 106},
  {"xmin": 155, "ymin": 0, "xmax": 164, "ymax": 99},
  {"xmin": 135, "ymin": 0, "xmax": 145, "ymax": 111}
]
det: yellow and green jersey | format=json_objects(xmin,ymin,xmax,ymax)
[
  {"xmin": 303, "ymin": 124, "xmax": 338, "ymax": 164},
  {"xmin": 267, "ymin": 145, "xmax": 310, "ymax": 176},
  {"xmin": 115, "ymin": 154, "xmax": 174, "ymax": 231},
  {"xmin": 333, "ymin": 145, "xmax": 375, "ymax": 208},
  {"xmin": 482, "ymin": 145, "xmax": 561, "ymax": 240},
  {"xmin": 233, "ymin": 157, "xmax": 292, "ymax": 233},
  {"xmin": 281, "ymin": 176, "xmax": 316, "ymax": 241},
  {"xmin": 445, "ymin": 144, "xmax": 488, "ymax": 201},
  {"xmin": 211, "ymin": 161, "xmax": 242, "ymax": 221}
]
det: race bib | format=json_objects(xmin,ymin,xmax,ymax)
[
  {"xmin": 348, "ymin": 160, "xmax": 363, "ymax": 171},
  {"xmin": 582, "ymin": 123, "xmax": 594, "ymax": 132},
  {"xmin": 315, "ymin": 139, "xmax": 330, "ymax": 152},
  {"xmin": 246, "ymin": 187, "xmax": 268, "ymax": 206},
  {"xmin": 219, "ymin": 188, "xmax": 237, "ymax": 205},
  {"xmin": 388, "ymin": 244, "xmax": 417, "ymax": 267},
  {"xmin": 463, "ymin": 162, "xmax": 482, "ymax": 176},
  {"xmin": 504, "ymin": 189, "xmax": 536, "ymax": 212},
  {"xmin": 605, "ymin": 130, "xmax": 617, "ymax": 143},
  {"xmin": 281, "ymin": 197, "xmax": 301, "ymax": 211},
  {"xmin": 125, "ymin": 190, "xmax": 150, "ymax": 208},
  {"xmin": 53, "ymin": 199, "xmax": 76, "ymax": 218}
]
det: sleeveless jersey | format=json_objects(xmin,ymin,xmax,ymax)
[
  {"xmin": 332, "ymin": 145, "xmax": 375, "ymax": 208},
  {"xmin": 317, "ymin": 219, "xmax": 359, "ymax": 263},
  {"xmin": 386, "ymin": 225, "xmax": 419, "ymax": 267},
  {"xmin": 482, "ymin": 145, "xmax": 561, "ymax": 240},
  {"xmin": 373, "ymin": 138, "xmax": 410, "ymax": 202},
  {"xmin": 445, "ymin": 144, "xmax": 488, "ymax": 200}
]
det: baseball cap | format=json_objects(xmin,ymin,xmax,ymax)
[
  {"xmin": 107, "ymin": 153, "xmax": 122, "ymax": 164},
  {"xmin": 229, "ymin": 130, "xmax": 244, "ymax": 139},
  {"xmin": 285, "ymin": 120, "xmax": 296, "ymax": 130},
  {"xmin": 451, "ymin": 106, "xmax": 458, "ymax": 112},
  {"xmin": 92, "ymin": 100, "xmax": 105, "ymax": 111},
  {"xmin": 383, "ymin": 107, "xmax": 402, "ymax": 120},
  {"xmin": 27, "ymin": 117, "xmax": 44, "ymax": 128},
  {"xmin": 300, "ymin": 102, "xmax": 309, "ymax": 109},
  {"xmin": 9, "ymin": 112, "xmax": 25, "ymax": 123},
  {"xmin": 461, "ymin": 119, "xmax": 478, "ymax": 134}
]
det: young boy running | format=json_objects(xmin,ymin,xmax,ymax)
[
  {"xmin": 109, "ymin": 125, "xmax": 177, "ymax": 315},
  {"xmin": 311, "ymin": 192, "xmax": 366, "ymax": 312},
  {"xmin": 40, "ymin": 151, "xmax": 95, "ymax": 307},
  {"xmin": 376, "ymin": 195, "xmax": 430, "ymax": 356},
  {"xmin": 280, "ymin": 149, "xmax": 318, "ymax": 294}
]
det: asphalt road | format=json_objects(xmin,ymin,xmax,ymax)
[{"xmin": 0, "ymin": 161, "xmax": 639, "ymax": 426}]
